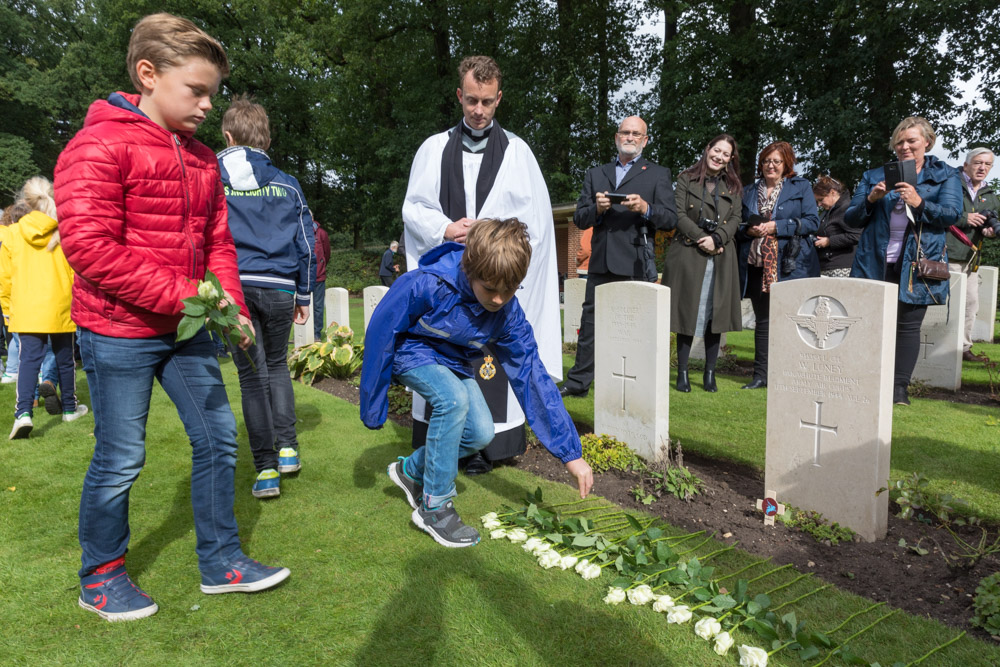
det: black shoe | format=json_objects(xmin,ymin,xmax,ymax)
[
  {"xmin": 559, "ymin": 385, "xmax": 588, "ymax": 398},
  {"xmin": 38, "ymin": 380, "xmax": 62, "ymax": 416},
  {"xmin": 464, "ymin": 452, "xmax": 493, "ymax": 475},
  {"xmin": 893, "ymin": 386, "xmax": 910, "ymax": 406},
  {"xmin": 675, "ymin": 370, "xmax": 691, "ymax": 392},
  {"xmin": 741, "ymin": 378, "xmax": 767, "ymax": 390},
  {"xmin": 703, "ymin": 370, "xmax": 717, "ymax": 392}
]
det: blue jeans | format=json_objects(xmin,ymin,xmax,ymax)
[
  {"xmin": 77, "ymin": 327, "xmax": 243, "ymax": 577},
  {"xmin": 397, "ymin": 364, "xmax": 494, "ymax": 506},
  {"xmin": 230, "ymin": 286, "xmax": 298, "ymax": 472},
  {"xmin": 15, "ymin": 334, "xmax": 75, "ymax": 417},
  {"xmin": 6, "ymin": 333, "xmax": 18, "ymax": 376},
  {"xmin": 312, "ymin": 282, "xmax": 326, "ymax": 341}
]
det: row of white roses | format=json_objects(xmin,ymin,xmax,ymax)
[{"xmin": 481, "ymin": 512, "xmax": 771, "ymax": 666}]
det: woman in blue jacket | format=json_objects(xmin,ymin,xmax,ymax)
[
  {"xmin": 738, "ymin": 141, "xmax": 820, "ymax": 388},
  {"xmin": 845, "ymin": 117, "xmax": 961, "ymax": 406}
]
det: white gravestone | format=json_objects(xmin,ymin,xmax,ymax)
[
  {"xmin": 690, "ymin": 334, "xmax": 727, "ymax": 360},
  {"xmin": 293, "ymin": 295, "xmax": 313, "ymax": 349},
  {"xmin": 325, "ymin": 287, "xmax": 350, "ymax": 334},
  {"xmin": 563, "ymin": 278, "xmax": 586, "ymax": 344},
  {"xmin": 363, "ymin": 285, "xmax": 390, "ymax": 332},
  {"xmin": 912, "ymin": 271, "xmax": 966, "ymax": 391},
  {"xmin": 594, "ymin": 282, "xmax": 670, "ymax": 462},
  {"xmin": 741, "ymin": 298, "xmax": 756, "ymax": 329},
  {"xmin": 973, "ymin": 266, "xmax": 998, "ymax": 342},
  {"xmin": 765, "ymin": 278, "xmax": 896, "ymax": 542}
]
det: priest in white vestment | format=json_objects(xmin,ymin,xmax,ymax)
[{"xmin": 401, "ymin": 55, "xmax": 561, "ymax": 473}]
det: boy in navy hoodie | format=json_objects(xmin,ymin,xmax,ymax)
[
  {"xmin": 217, "ymin": 96, "xmax": 315, "ymax": 498},
  {"xmin": 360, "ymin": 218, "xmax": 593, "ymax": 548}
]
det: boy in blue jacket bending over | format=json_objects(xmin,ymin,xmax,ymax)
[{"xmin": 361, "ymin": 218, "xmax": 593, "ymax": 548}]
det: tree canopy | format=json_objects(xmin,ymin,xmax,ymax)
[{"xmin": 2, "ymin": 0, "xmax": 998, "ymax": 244}]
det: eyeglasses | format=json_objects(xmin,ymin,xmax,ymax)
[
  {"xmin": 617, "ymin": 131, "xmax": 646, "ymax": 138},
  {"xmin": 762, "ymin": 159, "xmax": 783, "ymax": 166}
]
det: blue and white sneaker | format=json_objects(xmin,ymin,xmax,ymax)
[
  {"xmin": 79, "ymin": 557, "xmax": 158, "ymax": 622},
  {"xmin": 277, "ymin": 447, "xmax": 301, "ymax": 473},
  {"xmin": 252, "ymin": 469, "xmax": 280, "ymax": 498},
  {"xmin": 387, "ymin": 457, "xmax": 423, "ymax": 510},
  {"xmin": 200, "ymin": 555, "xmax": 290, "ymax": 594}
]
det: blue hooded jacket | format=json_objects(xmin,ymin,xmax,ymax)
[
  {"xmin": 217, "ymin": 146, "xmax": 315, "ymax": 305},
  {"xmin": 845, "ymin": 155, "xmax": 961, "ymax": 305},
  {"xmin": 359, "ymin": 243, "xmax": 582, "ymax": 464}
]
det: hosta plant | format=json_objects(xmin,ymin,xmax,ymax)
[{"xmin": 288, "ymin": 322, "xmax": 362, "ymax": 384}]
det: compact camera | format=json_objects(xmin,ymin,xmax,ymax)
[
  {"xmin": 983, "ymin": 210, "xmax": 1000, "ymax": 236},
  {"xmin": 698, "ymin": 218, "xmax": 719, "ymax": 233}
]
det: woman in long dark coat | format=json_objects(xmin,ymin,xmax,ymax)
[{"xmin": 661, "ymin": 134, "xmax": 743, "ymax": 392}]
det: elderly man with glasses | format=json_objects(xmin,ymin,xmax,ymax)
[{"xmin": 560, "ymin": 116, "xmax": 677, "ymax": 397}]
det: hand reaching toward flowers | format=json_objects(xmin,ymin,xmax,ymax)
[{"xmin": 565, "ymin": 457, "xmax": 594, "ymax": 498}]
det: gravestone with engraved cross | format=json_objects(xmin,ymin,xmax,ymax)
[
  {"xmin": 912, "ymin": 271, "xmax": 966, "ymax": 390},
  {"xmin": 362, "ymin": 285, "xmax": 390, "ymax": 332},
  {"xmin": 594, "ymin": 281, "xmax": 670, "ymax": 462},
  {"xmin": 766, "ymin": 278, "xmax": 896, "ymax": 541},
  {"xmin": 563, "ymin": 278, "xmax": 586, "ymax": 344}
]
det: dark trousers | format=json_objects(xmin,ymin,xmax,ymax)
[
  {"xmin": 230, "ymin": 286, "xmax": 298, "ymax": 472},
  {"xmin": 745, "ymin": 266, "xmax": 770, "ymax": 382},
  {"xmin": 312, "ymin": 282, "xmax": 326, "ymax": 340},
  {"xmin": 15, "ymin": 332, "xmax": 76, "ymax": 417},
  {"xmin": 563, "ymin": 271, "xmax": 632, "ymax": 392},
  {"xmin": 676, "ymin": 329, "xmax": 721, "ymax": 372},
  {"xmin": 380, "ymin": 275, "xmax": 394, "ymax": 287},
  {"xmin": 885, "ymin": 261, "xmax": 927, "ymax": 389}
]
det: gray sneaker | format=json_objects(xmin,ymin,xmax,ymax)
[
  {"xmin": 387, "ymin": 458, "xmax": 422, "ymax": 510},
  {"xmin": 411, "ymin": 500, "xmax": 480, "ymax": 548}
]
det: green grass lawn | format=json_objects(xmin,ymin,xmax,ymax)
[{"xmin": 2, "ymin": 357, "xmax": 999, "ymax": 665}]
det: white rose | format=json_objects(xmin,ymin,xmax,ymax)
[
  {"xmin": 580, "ymin": 563, "xmax": 602, "ymax": 580},
  {"xmin": 483, "ymin": 519, "xmax": 502, "ymax": 530},
  {"xmin": 506, "ymin": 528, "xmax": 528, "ymax": 543},
  {"xmin": 489, "ymin": 529, "xmax": 507, "ymax": 540},
  {"xmin": 627, "ymin": 585, "xmax": 655, "ymax": 606},
  {"xmin": 480, "ymin": 512, "xmax": 498, "ymax": 524},
  {"xmin": 197, "ymin": 281, "xmax": 219, "ymax": 301},
  {"xmin": 603, "ymin": 587, "xmax": 627, "ymax": 605},
  {"xmin": 574, "ymin": 558, "xmax": 590, "ymax": 574},
  {"xmin": 666, "ymin": 605, "xmax": 692, "ymax": 624},
  {"xmin": 714, "ymin": 632, "xmax": 734, "ymax": 656},
  {"xmin": 523, "ymin": 537, "xmax": 544, "ymax": 553},
  {"xmin": 652, "ymin": 595, "xmax": 675, "ymax": 613},
  {"xmin": 537, "ymin": 551, "xmax": 561, "ymax": 569},
  {"xmin": 559, "ymin": 555, "xmax": 579, "ymax": 570},
  {"xmin": 694, "ymin": 617, "xmax": 722, "ymax": 640},
  {"xmin": 738, "ymin": 645, "xmax": 768, "ymax": 667}
]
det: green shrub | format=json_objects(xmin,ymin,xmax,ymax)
[
  {"xmin": 325, "ymin": 248, "xmax": 390, "ymax": 292},
  {"xmin": 580, "ymin": 433, "xmax": 645, "ymax": 474},
  {"xmin": 973, "ymin": 572, "xmax": 1000, "ymax": 636},
  {"xmin": 387, "ymin": 384, "xmax": 412, "ymax": 416},
  {"xmin": 778, "ymin": 506, "xmax": 856, "ymax": 545},
  {"xmin": 288, "ymin": 323, "xmax": 363, "ymax": 384}
]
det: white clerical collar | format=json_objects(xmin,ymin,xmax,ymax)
[{"xmin": 462, "ymin": 118, "xmax": 494, "ymax": 138}]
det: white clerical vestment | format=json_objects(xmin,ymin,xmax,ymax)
[{"xmin": 402, "ymin": 128, "xmax": 561, "ymax": 433}]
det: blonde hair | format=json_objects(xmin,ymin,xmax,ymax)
[
  {"xmin": 222, "ymin": 95, "xmax": 271, "ymax": 150},
  {"xmin": 462, "ymin": 218, "xmax": 531, "ymax": 293},
  {"xmin": 18, "ymin": 177, "xmax": 57, "ymax": 219},
  {"xmin": 127, "ymin": 13, "xmax": 229, "ymax": 92},
  {"xmin": 889, "ymin": 116, "xmax": 936, "ymax": 152}
]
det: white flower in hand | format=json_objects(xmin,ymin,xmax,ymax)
[
  {"xmin": 603, "ymin": 587, "xmax": 627, "ymax": 605},
  {"xmin": 714, "ymin": 632, "xmax": 734, "ymax": 656},
  {"xmin": 694, "ymin": 617, "xmax": 722, "ymax": 640},
  {"xmin": 666, "ymin": 605, "xmax": 692, "ymax": 624},
  {"xmin": 652, "ymin": 595, "xmax": 675, "ymax": 613},
  {"xmin": 197, "ymin": 281, "xmax": 219, "ymax": 301},
  {"xmin": 537, "ymin": 550, "xmax": 561, "ymax": 569},
  {"xmin": 489, "ymin": 529, "xmax": 507, "ymax": 540},
  {"xmin": 627, "ymin": 584, "xmax": 655, "ymax": 606},
  {"xmin": 506, "ymin": 528, "xmax": 528, "ymax": 543},
  {"xmin": 559, "ymin": 555, "xmax": 579, "ymax": 570},
  {"xmin": 738, "ymin": 645, "xmax": 768, "ymax": 666},
  {"xmin": 480, "ymin": 512, "xmax": 498, "ymax": 525}
]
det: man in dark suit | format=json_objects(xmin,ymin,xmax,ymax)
[{"xmin": 560, "ymin": 116, "xmax": 676, "ymax": 397}]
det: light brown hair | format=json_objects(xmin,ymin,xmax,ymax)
[
  {"xmin": 757, "ymin": 141, "xmax": 797, "ymax": 179},
  {"xmin": 222, "ymin": 95, "xmax": 271, "ymax": 150},
  {"xmin": 1, "ymin": 201, "xmax": 32, "ymax": 226},
  {"xmin": 462, "ymin": 218, "xmax": 531, "ymax": 293},
  {"xmin": 127, "ymin": 13, "xmax": 229, "ymax": 92},
  {"xmin": 889, "ymin": 116, "xmax": 936, "ymax": 152},
  {"xmin": 813, "ymin": 175, "xmax": 845, "ymax": 200},
  {"xmin": 458, "ymin": 55, "xmax": 502, "ymax": 89}
]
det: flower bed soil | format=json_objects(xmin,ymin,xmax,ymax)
[{"xmin": 311, "ymin": 375, "xmax": 999, "ymax": 639}]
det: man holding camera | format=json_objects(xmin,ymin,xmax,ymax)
[
  {"xmin": 948, "ymin": 147, "xmax": 998, "ymax": 363},
  {"xmin": 560, "ymin": 116, "xmax": 676, "ymax": 397}
]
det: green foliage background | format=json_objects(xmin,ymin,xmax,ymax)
[{"xmin": 3, "ymin": 0, "xmax": 999, "ymax": 245}]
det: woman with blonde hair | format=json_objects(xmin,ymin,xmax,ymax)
[{"xmin": 1, "ymin": 176, "xmax": 87, "ymax": 439}]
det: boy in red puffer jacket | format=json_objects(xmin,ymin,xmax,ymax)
[{"xmin": 54, "ymin": 13, "xmax": 289, "ymax": 623}]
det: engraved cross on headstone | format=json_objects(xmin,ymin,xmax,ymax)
[
  {"xmin": 611, "ymin": 355, "xmax": 636, "ymax": 412},
  {"xmin": 919, "ymin": 334, "xmax": 935, "ymax": 360},
  {"xmin": 799, "ymin": 400, "xmax": 837, "ymax": 467}
]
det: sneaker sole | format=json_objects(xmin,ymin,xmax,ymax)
[
  {"xmin": 252, "ymin": 486, "xmax": 280, "ymax": 499},
  {"xmin": 388, "ymin": 463, "xmax": 421, "ymax": 510},
  {"xmin": 78, "ymin": 596, "xmax": 159, "ymax": 622},
  {"xmin": 9, "ymin": 423, "xmax": 31, "ymax": 440},
  {"xmin": 38, "ymin": 384, "xmax": 61, "ymax": 416},
  {"xmin": 200, "ymin": 567, "xmax": 290, "ymax": 594},
  {"xmin": 411, "ymin": 508, "xmax": 480, "ymax": 548},
  {"xmin": 277, "ymin": 462, "xmax": 301, "ymax": 473}
]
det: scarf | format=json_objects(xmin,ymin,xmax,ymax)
[
  {"xmin": 754, "ymin": 178, "xmax": 783, "ymax": 292},
  {"xmin": 439, "ymin": 120, "xmax": 510, "ymax": 221}
]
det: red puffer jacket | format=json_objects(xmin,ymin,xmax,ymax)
[{"xmin": 54, "ymin": 92, "xmax": 246, "ymax": 338}]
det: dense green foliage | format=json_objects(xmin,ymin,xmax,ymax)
[
  {"xmin": 324, "ymin": 248, "xmax": 385, "ymax": 291},
  {"xmin": 3, "ymin": 1, "xmax": 1000, "ymax": 243},
  {"xmin": 580, "ymin": 433, "xmax": 645, "ymax": 474},
  {"xmin": 973, "ymin": 572, "xmax": 1000, "ymax": 636}
]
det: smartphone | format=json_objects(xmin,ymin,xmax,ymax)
[
  {"xmin": 606, "ymin": 192, "xmax": 628, "ymax": 204},
  {"xmin": 884, "ymin": 159, "xmax": 917, "ymax": 189}
]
